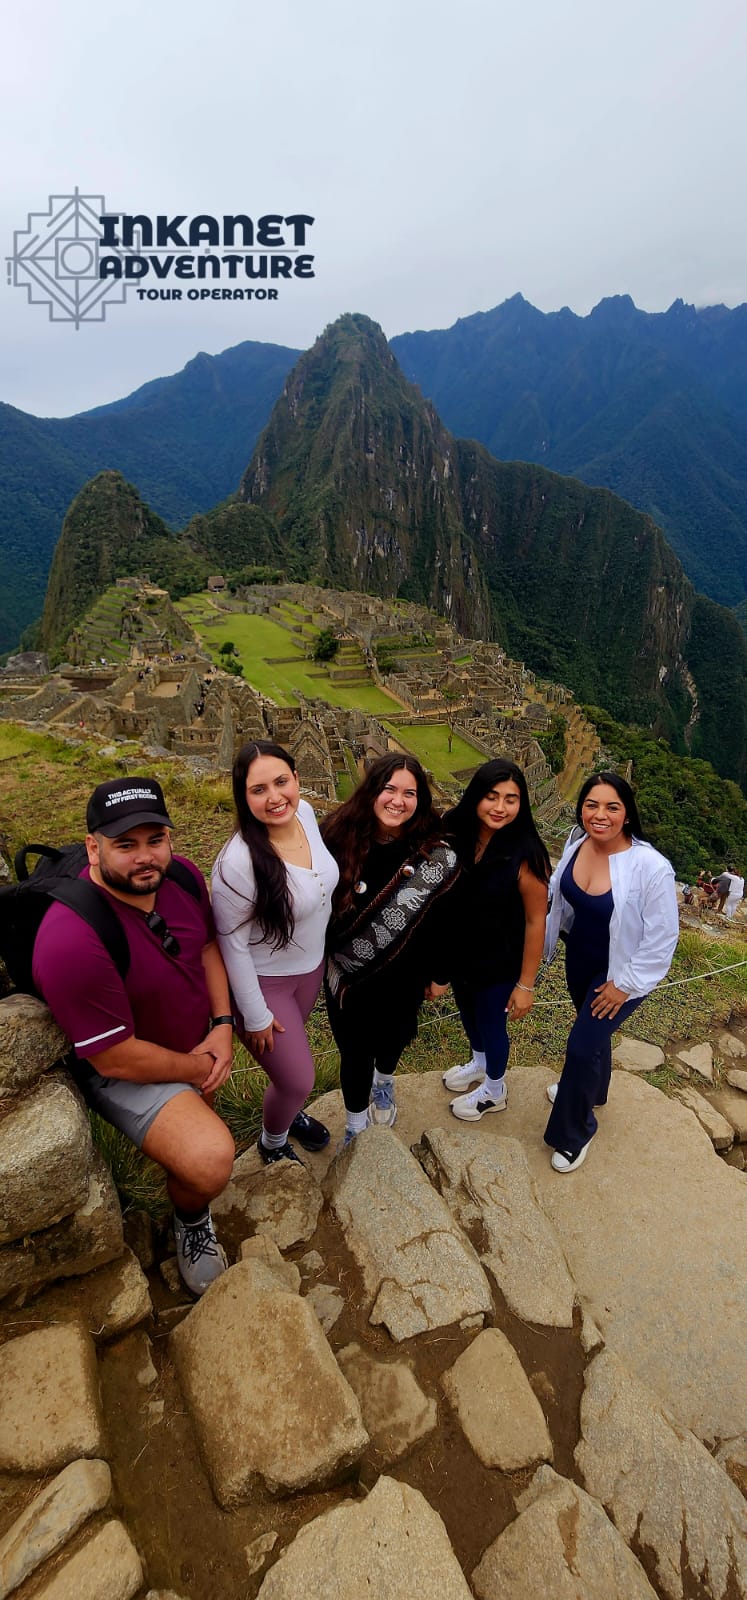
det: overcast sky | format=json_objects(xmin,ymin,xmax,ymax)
[{"xmin": 2, "ymin": 0, "xmax": 746, "ymax": 418}]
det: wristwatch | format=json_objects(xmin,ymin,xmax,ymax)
[{"xmin": 209, "ymin": 1014, "xmax": 235, "ymax": 1029}]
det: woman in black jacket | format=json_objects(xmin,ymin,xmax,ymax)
[{"xmin": 321, "ymin": 754, "xmax": 459, "ymax": 1144}]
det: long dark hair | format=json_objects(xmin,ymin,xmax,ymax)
[
  {"xmin": 322, "ymin": 753, "xmax": 442, "ymax": 915},
  {"xmin": 443, "ymin": 758, "xmax": 550, "ymax": 883},
  {"xmin": 576, "ymin": 771, "xmax": 644, "ymax": 840},
  {"xmin": 221, "ymin": 739, "xmax": 297, "ymax": 950}
]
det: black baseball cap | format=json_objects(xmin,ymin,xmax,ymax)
[{"xmin": 86, "ymin": 778, "xmax": 174, "ymax": 838}]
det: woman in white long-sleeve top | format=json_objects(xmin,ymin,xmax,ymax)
[
  {"xmin": 544, "ymin": 772, "xmax": 679, "ymax": 1173},
  {"xmin": 212, "ymin": 740, "xmax": 338, "ymax": 1165}
]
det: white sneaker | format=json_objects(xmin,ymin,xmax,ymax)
[
  {"xmin": 442, "ymin": 1059, "xmax": 486, "ymax": 1091},
  {"xmin": 551, "ymin": 1141, "xmax": 591, "ymax": 1173},
  {"xmin": 450, "ymin": 1081, "xmax": 507, "ymax": 1121},
  {"xmin": 546, "ymin": 1081, "xmax": 558, "ymax": 1104}
]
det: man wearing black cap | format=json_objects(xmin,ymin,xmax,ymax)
[{"xmin": 33, "ymin": 777, "xmax": 235, "ymax": 1296}]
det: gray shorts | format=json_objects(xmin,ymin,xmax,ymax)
[{"xmin": 72, "ymin": 1058, "xmax": 199, "ymax": 1148}]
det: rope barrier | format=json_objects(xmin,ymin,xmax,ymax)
[{"xmin": 224, "ymin": 952, "xmax": 747, "ymax": 1080}]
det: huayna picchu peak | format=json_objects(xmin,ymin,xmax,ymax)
[{"xmin": 237, "ymin": 313, "xmax": 747, "ymax": 786}]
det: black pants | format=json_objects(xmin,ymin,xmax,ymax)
[{"xmin": 325, "ymin": 981, "xmax": 419, "ymax": 1113}]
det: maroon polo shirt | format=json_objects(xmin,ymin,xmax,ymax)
[{"xmin": 32, "ymin": 856, "xmax": 215, "ymax": 1058}]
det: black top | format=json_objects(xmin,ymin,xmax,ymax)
[{"xmin": 449, "ymin": 845, "xmax": 527, "ymax": 989}]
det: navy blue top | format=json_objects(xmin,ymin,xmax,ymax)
[{"xmin": 560, "ymin": 856, "xmax": 613, "ymax": 968}]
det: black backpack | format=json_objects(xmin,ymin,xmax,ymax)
[{"xmin": 0, "ymin": 842, "xmax": 201, "ymax": 997}]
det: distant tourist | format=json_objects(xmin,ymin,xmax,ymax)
[
  {"xmin": 543, "ymin": 773, "xmax": 679, "ymax": 1173},
  {"xmin": 725, "ymin": 865, "xmax": 744, "ymax": 920},
  {"xmin": 696, "ymin": 869, "xmax": 717, "ymax": 911},
  {"xmin": 715, "ymin": 867, "xmax": 732, "ymax": 914},
  {"xmin": 438, "ymin": 759, "xmax": 550, "ymax": 1120},
  {"xmin": 33, "ymin": 778, "xmax": 235, "ymax": 1296},
  {"xmin": 321, "ymin": 755, "xmax": 459, "ymax": 1142},
  {"xmin": 212, "ymin": 741, "xmax": 337, "ymax": 1164}
]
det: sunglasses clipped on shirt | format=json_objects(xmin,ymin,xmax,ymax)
[{"xmin": 145, "ymin": 909, "xmax": 181, "ymax": 957}]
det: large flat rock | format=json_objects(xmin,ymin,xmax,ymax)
[
  {"xmin": 0, "ymin": 1248, "xmax": 151, "ymax": 1343},
  {"xmin": 312, "ymin": 1069, "xmax": 747, "ymax": 1446},
  {"xmin": 256, "ymin": 1474, "xmax": 473, "ymax": 1599},
  {"xmin": 472, "ymin": 1464, "xmax": 658, "ymax": 1600},
  {"xmin": 0, "ymin": 1073, "xmax": 93, "ymax": 1244},
  {"xmin": 0, "ymin": 1154, "xmax": 123, "ymax": 1302},
  {"xmin": 30, "ymin": 1519, "xmax": 142, "ymax": 1600},
  {"xmin": 441, "ymin": 1327, "xmax": 552, "ymax": 1470},
  {"xmin": 0, "ymin": 995, "xmax": 68, "ymax": 1097},
  {"xmin": 612, "ymin": 1038, "xmax": 665, "ymax": 1073},
  {"xmin": 420, "ymin": 1127, "xmax": 576, "ymax": 1327},
  {"xmin": 0, "ymin": 1458, "xmax": 111, "ymax": 1596},
  {"xmin": 170, "ymin": 1258, "xmax": 367, "ymax": 1506},
  {"xmin": 576, "ymin": 1351, "xmax": 747, "ymax": 1600},
  {"xmin": 337, "ymin": 1342, "xmax": 437, "ymax": 1463},
  {"xmin": 213, "ymin": 1147, "xmax": 323, "ymax": 1248},
  {"xmin": 324, "ymin": 1126, "xmax": 493, "ymax": 1340},
  {"xmin": 0, "ymin": 1321, "xmax": 105, "ymax": 1473},
  {"xmin": 706, "ymin": 1085, "xmax": 747, "ymax": 1141},
  {"xmin": 673, "ymin": 1085, "xmax": 734, "ymax": 1149},
  {"xmin": 675, "ymin": 1042, "xmax": 714, "ymax": 1080}
]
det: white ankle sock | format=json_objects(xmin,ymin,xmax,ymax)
[
  {"xmin": 484, "ymin": 1077, "xmax": 505, "ymax": 1100},
  {"xmin": 346, "ymin": 1109, "xmax": 368, "ymax": 1135},
  {"xmin": 261, "ymin": 1124, "xmax": 289, "ymax": 1149},
  {"xmin": 372, "ymin": 1069, "xmax": 394, "ymax": 1087},
  {"xmin": 472, "ymin": 1050, "xmax": 487, "ymax": 1070}
]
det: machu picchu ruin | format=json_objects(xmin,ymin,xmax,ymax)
[{"xmin": 0, "ymin": 579, "xmax": 600, "ymax": 837}]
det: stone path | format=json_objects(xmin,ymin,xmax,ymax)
[
  {"xmin": 1, "ymin": 1041, "xmax": 746, "ymax": 1599},
  {"xmin": 312, "ymin": 1066, "xmax": 747, "ymax": 1449}
]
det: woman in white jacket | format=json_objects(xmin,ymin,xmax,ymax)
[{"xmin": 544, "ymin": 772, "xmax": 678, "ymax": 1173}]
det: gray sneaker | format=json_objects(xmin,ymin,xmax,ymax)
[
  {"xmin": 173, "ymin": 1210, "xmax": 227, "ymax": 1296},
  {"xmin": 367, "ymin": 1079, "xmax": 397, "ymax": 1127}
]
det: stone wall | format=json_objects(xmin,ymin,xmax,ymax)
[{"xmin": 0, "ymin": 995, "xmax": 124, "ymax": 1302}]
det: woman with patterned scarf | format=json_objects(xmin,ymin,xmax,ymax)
[{"xmin": 321, "ymin": 754, "xmax": 459, "ymax": 1144}]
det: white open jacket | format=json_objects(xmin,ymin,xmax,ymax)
[{"xmin": 544, "ymin": 833, "xmax": 679, "ymax": 999}]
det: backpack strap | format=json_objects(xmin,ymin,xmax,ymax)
[
  {"xmin": 166, "ymin": 858, "xmax": 201, "ymax": 901},
  {"xmin": 45, "ymin": 880, "xmax": 131, "ymax": 980},
  {"xmin": 15, "ymin": 844, "xmax": 63, "ymax": 882}
]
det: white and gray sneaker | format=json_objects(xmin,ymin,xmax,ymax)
[
  {"xmin": 450, "ymin": 1081, "xmax": 507, "ymax": 1121},
  {"xmin": 174, "ymin": 1210, "xmax": 227, "ymax": 1296},
  {"xmin": 546, "ymin": 1081, "xmax": 559, "ymax": 1104},
  {"xmin": 368, "ymin": 1079, "xmax": 397, "ymax": 1127},
  {"xmin": 442, "ymin": 1059, "xmax": 487, "ymax": 1092}
]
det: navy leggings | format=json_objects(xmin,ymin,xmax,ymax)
[
  {"xmin": 453, "ymin": 979, "xmax": 516, "ymax": 1084},
  {"xmin": 544, "ymin": 953, "xmax": 643, "ymax": 1156}
]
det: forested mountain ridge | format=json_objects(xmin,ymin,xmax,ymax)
[
  {"xmin": 0, "ymin": 340, "xmax": 298, "ymax": 649},
  {"xmin": 38, "ymin": 472, "xmax": 210, "ymax": 652},
  {"xmin": 5, "ymin": 293, "xmax": 747, "ymax": 653},
  {"xmin": 391, "ymin": 295, "xmax": 747, "ymax": 607},
  {"xmin": 24, "ymin": 311, "xmax": 747, "ymax": 791}
]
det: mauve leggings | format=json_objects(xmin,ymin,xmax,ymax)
[{"xmin": 244, "ymin": 961, "xmax": 324, "ymax": 1135}]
